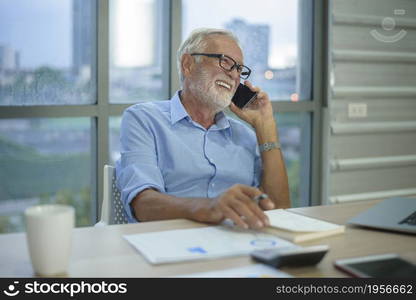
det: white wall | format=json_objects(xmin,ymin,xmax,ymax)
[{"xmin": 326, "ymin": 0, "xmax": 416, "ymax": 204}]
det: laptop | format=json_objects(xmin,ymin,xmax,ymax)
[{"xmin": 348, "ymin": 197, "xmax": 416, "ymax": 234}]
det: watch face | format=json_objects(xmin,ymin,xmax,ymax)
[{"xmin": 259, "ymin": 142, "xmax": 280, "ymax": 152}]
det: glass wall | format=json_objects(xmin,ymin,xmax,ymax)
[
  {"xmin": 109, "ymin": 116, "xmax": 122, "ymax": 165},
  {"xmin": 0, "ymin": 118, "xmax": 92, "ymax": 233},
  {"xmin": 0, "ymin": 0, "xmax": 96, "ymax": 105},
  {"xmin": 109, "ymin": 0, "xmax": 170, "ymax": 103},
  {"xmin": 275, "ymin": 112, "xmax": 311, "ymax": 207},
  {"xmin": 182, "ymin": 0, "xmax": 311, "ymax": 101}
]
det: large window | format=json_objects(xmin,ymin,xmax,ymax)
[
  {"xmin": 0, "ymin": 118, "xmax": 92, "ymax": 232},
  {"xmin": 182, "ymin": 0, "xmax": 312, "ymax": 101},
  {"xmin": 109, "ymin": 0, "xmax": 170, "ymax": 103},
  {"xmin": 0, "ymin": 0, "xmax": 97, "ymax": 233},
  {"xmin": 109, "ymin": 116, "xmax": 122, "ymax": 165},
  {"xmin": 0, "ymin": 0, "xmax": 96, "ymax": 105},
  {"xmin": 0, "ymin": 0, "xmax": 323, "ymax": 233}
]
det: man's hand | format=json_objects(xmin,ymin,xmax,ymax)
[
  {"xmin": 197, "ymin": 184, "xmax": 274, "ymax": 229},
  {"xmin": 134, "ymin": 185, "xmax": 274, "ymax": 228},
  {"xmin": 229, "ymin": 81, "xmax": 274, "ymax": 129}
]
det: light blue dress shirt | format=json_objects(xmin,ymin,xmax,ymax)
[{"xmin": 116, "ymin": 91, "xmax": 262, "ymax": 222}]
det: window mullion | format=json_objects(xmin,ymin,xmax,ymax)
[
  {"xmin": 96, "ymin": 0, "xmax": 110, "ymax": 223},
  {"xmin": 170, "ymin": 0, "xmax": 182, "ymax": 94}
]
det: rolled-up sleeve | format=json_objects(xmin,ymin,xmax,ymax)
[{"xmin": 116, "ymin": 107, "xmax": 165, "ymax": 222}]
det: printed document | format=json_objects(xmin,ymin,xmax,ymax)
[{"xmin": 124, "ymin": 226, "xmax": 298, "ymax": 264}]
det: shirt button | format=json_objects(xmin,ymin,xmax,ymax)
[{"xmin": 211, "ymin": 183, "xmax": 215, "ymax": 187}]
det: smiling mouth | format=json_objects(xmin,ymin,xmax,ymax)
[{"xmin": 215, "ymin": 80, "xmax": 232, "ymax": 91}]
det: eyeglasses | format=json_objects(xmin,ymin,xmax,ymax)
[{"xmin": 190, "ymin": 53, "xmax": 252, "ymax": 79}]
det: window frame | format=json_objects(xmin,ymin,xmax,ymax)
[{"xmin": 0, "ymin": 0, "xmax": 327, "ymax": 225}]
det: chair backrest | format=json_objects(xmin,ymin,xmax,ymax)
[{"xmin": 96, "ymin": 165, "xmax": 128, "ymax": 226}]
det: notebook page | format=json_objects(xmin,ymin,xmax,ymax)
[{"xmin": 265, "ymin": 210, "xmax": 343, "ymax": 232}]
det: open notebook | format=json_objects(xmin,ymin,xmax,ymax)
[{"xmin": 263, "ymin": 209, "xmax": 345, "ymax": 242}]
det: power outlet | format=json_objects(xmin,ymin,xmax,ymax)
[{"xmin": 348, "ymin": 103, "xmax": 367, "ymax": 118}]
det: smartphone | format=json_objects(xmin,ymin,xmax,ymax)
[
  {"xmin": 334, "ymin": 253, "xmax": 416, "ymax": 278},
  {"xmin": 231, "ymin": 83, "xmax": 258, "ymax": 109},
  {"xmin": 251, "ymin": 245, "xmax": 329, "ymax": 268}
]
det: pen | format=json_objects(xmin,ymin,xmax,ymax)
[{"xmin": 253, "ymin": 193, "xmax": 268, "ymax": 205}]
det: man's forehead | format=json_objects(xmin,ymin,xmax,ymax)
[{"xmin": 204, "ymin": 35, "xmax": 244, "ymax": 62}]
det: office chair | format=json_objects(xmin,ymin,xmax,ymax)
[{"xmin": 95, "ymin": 165, "xmax": 128, "ymax": 226}]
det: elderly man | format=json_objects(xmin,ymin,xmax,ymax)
[{"xmin": 116, "ymin": 28, "xmax": 290, "ymax": 230}]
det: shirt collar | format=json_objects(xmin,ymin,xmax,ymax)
[
  {"xmin": 214, "ymin": 111, "xmax": 232, "ymax": 138},
  {"xmin": 170, "ymin": 90, "xmax": 232, "ymax": 137},
  {"xmin": 170, "ymin": 91, "xmax": 189, "ymax": 125}
]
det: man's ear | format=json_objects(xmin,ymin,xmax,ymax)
[{"xmin": 181, "ymin": 54, "xmax": 194, "ymax": 79}]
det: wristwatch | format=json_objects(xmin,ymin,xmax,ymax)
[{"xmin": 259, "ymin": 141, "xmax": 281, "ymax": 152}]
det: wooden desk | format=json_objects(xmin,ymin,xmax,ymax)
[{"xmin": 1, "ymin": 200, "xmax": 415, "ymax": 277}]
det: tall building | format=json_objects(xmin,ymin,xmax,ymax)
[
  {"xmin": 0, "ymin": 45, "xmax": 19, "ymax": 71},
  {"xmin": 72, "ymin": 0, "xmax": 96, "ymax": 78},
  {"xmin": 225, "ymin": 19, "xmax": 270, "ymax": 73},
  {"xmin": 226, "ymin": 19, "xmax": 296, "ymax": 100}
]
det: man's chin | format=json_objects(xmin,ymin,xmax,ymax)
[
  {"xmin": 201, "ymin": 89, "xmax": 233, "ymax": 112},
  {"xmin": 216, "ymin": 92, "xmax": 233, "ymax": 105},
  {"xmin": 213, "ymin": 99, "xmax": 232, "ymax": 112}
]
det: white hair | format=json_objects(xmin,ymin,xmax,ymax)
[{"xmin": 177, "ymin": 28, "xmax": 241, "ymax": 83}]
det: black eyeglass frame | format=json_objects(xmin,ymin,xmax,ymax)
[{"xmin": 190, "ymin": 53, "xmax": 252, "ymax": 79}]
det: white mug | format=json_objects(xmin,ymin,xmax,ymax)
[{"xmin": 25, "ymin": 204, "xmax": 75, "ymax": 276}]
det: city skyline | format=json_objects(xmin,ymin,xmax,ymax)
[
  {"xmin": 0, "ymin": 0, "xmax": 299, "ymax": 104},
  {"xmin": 0, "ymin": 0, "xmax": 73, "ymax": 69},
  {"xmin": 0, "ymin": 0, "xmax": 298, "ymax": 70}
]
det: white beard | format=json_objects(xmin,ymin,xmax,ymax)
[{"xmin": 189, "ymin": 68, "xmax": 234, "ymax": 113}]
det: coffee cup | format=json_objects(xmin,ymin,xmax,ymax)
[{"xmin": 25, "ymin": 204, "xmax": 75, "ymax": 276}]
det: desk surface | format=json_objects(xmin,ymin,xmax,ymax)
[{"xmin": 1, "ymin": 200, "xmax": 415, "ymax": 277}]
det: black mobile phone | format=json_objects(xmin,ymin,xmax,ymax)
[
  {"xmin": 231, "ymin": 83, "xmax": 258, "ymax": 109},
  {"xmin": 251, "ymin": 245, "xmax": 329, "ymax": 268},
  {"xmin": 334, "ymin": 253, "xmax": 416, "ymax": 278}
]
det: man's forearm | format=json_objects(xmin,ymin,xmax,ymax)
[
  {"xmin": 131, "ymin": 189, "xmax": 221, "ymax": 222},
  {"xmin": 254, "ymin": 118, "xmax": 291, "ymax": 208}
]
